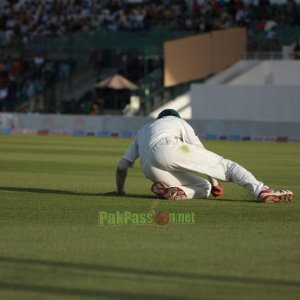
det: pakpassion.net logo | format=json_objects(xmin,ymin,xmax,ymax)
[{"xmin": 98, "ymin": 210, "xmax": 196, "ymax": 226}]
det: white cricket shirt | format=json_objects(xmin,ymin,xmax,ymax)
[{"xmin": 122, "ymin": 116, "xmax": 201, "ymax": 164}]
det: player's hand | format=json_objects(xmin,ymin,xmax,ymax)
[
  {"xmin": 211, "ymin": 184, "xmax": 224, "ymax": 198},
  {"xmin": 104, "ymin": 191, "xmax": 126, "ymax": 196}
]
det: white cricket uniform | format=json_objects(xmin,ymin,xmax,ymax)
[{"xmin": 122, "ymin": 116, "xmax": 264, "ymax": 199}]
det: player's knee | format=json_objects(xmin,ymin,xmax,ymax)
[
  {"xmin": 204, "ymin": 181, "xmax": 212, "ymax": 198},
  {"xmin": 195, "ymin": 181, "xmax": 211, "ymax": 199}
]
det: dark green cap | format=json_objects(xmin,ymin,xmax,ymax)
[{"xmin": 157, "ymin": 109, "xmax": 181, "ymax": 119}]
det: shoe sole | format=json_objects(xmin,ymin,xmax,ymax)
[
  {"xmin": 262, "ymin": 191, "xmax": 294, "ymax": 203},
  {"xmin": 151, "ymin": 182, "xmax": 167, "ymax": 198},
  {"xmin": 151, "ymin": 182, "xmax": 187, "ymax": 201},
  {"xmin": 168, "ymin": 187, "xmax": 188, "ymax": 200}
]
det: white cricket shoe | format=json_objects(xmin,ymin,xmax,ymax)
[
  {"xmin": 258, "ymin": 188, "xmax": 294, "ymax": 203},
  {"xmin": 151, "ymin": 182, "xmax": 187, "ymax": 201}
]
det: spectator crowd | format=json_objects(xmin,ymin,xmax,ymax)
[
  {"xmin": 0, "ymin": 0, "xmax": 300, "ymax": 113},
  {"xmin": 0, "ymin": 0, "xmax": 299, "ymax": 46},
  {"xmin": 0, "ymin": 54, "xmax": 76, "ymax": 111}
]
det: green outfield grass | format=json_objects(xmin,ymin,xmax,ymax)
[{"xmin": 0, "ymin": 135, "xmax": 299, "ymax": 300}]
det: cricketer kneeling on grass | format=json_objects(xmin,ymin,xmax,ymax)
[{"xmin": 111, "ymin": 109, "xmax": 294, "ymax": 203}]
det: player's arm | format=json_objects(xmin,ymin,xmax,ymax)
[
  {"xmin": 199, "ymin": 143, "xmax": 224, "ymax": 198},
  {"xmin": 115, "ymin": 158, "xmax": 132, "ymax": 195},
  {"xmin": 193, "ymin": 132, "xmax": 224, "ymax": 198},
  {"xmin": 105, "ymin": 158, "xmax": 132, "ymax": 196},
  {"xmin": 181, "ymin": 120, "xmax": 224, "ymax": 197},
  {"xmin": 208, "ymin": 177, "xmax": 224, "ymax": 198},
  {"xmin": 209, "ymin": 177, "xmax": 219, "ymax": 187},
  {"xmin": 109, "ymin": 137, "xmax": 139, "ymax": 196}
]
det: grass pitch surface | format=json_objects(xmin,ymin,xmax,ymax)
[{"xmin": 0, "ymin": 135, "xmax": 299, "ymax": 300}]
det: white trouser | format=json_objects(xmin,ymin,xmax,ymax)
[{"xmin": 141, "ymin": 140, "xmax": 265, "ymax": 199}]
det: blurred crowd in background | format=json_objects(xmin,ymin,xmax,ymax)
[
  {"xmin": 0, "ymin": 54, "xmax": 76, "ymax": 112},
  {"xmin": 0, "ymin": 0, "xmax": 299, "ymax": 45},
  {"xmin": 0, "ymin": 0, "xmax": 300, "ymax": 114}
]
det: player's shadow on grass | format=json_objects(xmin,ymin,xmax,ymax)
[
  {"xmin": 0, "ymin": 186, "xmax": 156, "ymax": 199},
  {"xmin": 0, "ymin": 186, "xmax": 257, "ymax": 202}
]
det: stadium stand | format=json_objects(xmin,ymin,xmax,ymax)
[
  {"xmin": 0, "ymin": 54, "xmax": 76, "ymax": 112},
  {"xmin": 0, "ymin": 0, "xmax": 300, "ymax": 114}
]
